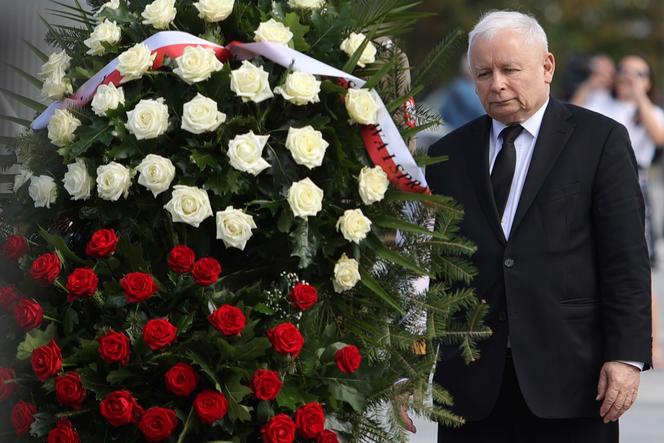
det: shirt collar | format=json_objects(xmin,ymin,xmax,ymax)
[{"xmin": 491, "ymin": 98, "xmax": 550, "ymax": 143}]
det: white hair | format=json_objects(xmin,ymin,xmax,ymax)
[{"xmin": 467, "ymin": 10, "xmax": 548, "ymax": 65}]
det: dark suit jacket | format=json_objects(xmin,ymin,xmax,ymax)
[{"xmin": 426, "ymin": 98, "xmax": 652, "ymax": 420}]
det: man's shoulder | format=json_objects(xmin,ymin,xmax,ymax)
[
  {"xmin": 428, "ymin": 115, "xmax": 488, "ymax": 157},
  {"xmin": 561, "ymin": 101, "xmax": 622, "ymax": 130}
]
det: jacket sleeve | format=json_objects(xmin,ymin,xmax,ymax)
[{"xmin": 592, "ymin": 122, "xmax": 652, "ymax": 368}]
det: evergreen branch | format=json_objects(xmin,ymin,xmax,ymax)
[
  {"xmin": 412, "ymin": 29, "xmax": 463, "ymax": 88},
  {"xmin": 24, "ymin": 40, "xmax": 49, "ymax": 62},
  {"xmin": 4, "ymin": 63, "xmax": 44, "ymax": 89},
  {"xmin": 0, "ymin": 88, "xmax": 48, "ymax": 112}
]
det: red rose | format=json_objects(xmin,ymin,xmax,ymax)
[
  {"xmin": 86, "ymin": 228, "xmax": 119, "ymax": 258},
  {"xmin": 30, "ymin": 252, "xmax": 61, "ymax": 285},
  {"xmin": 13, "ymin": 298, "xmax": 43, "ymax": 330},
  {"xmin": 66, "ymin": 267, "xmax": 99, "ymax": 300},
  {"xmin": 295, "ymin": 402, "xmax": 325, "ymax": 438},
  {"xmin": 100, "ymin": 390, "xmax": 142, "ymax": 427},
  {"xmin": 31, "ymin": 340, "xmax": 62, "ymax": 382},
  {"xmin": 317, "ymin": 430, "xmax": 339, "ymax": 443},
  {"xmin": 11, "ymin": 400, "xmax": 37, "ymax": 436},
  {"xmin": 250, "ymin": 368, "xmax": 282, "ymax": 401},
  {"xmin": 168, "ymin": 245, "xmax": 195, "ymax": 274},
  {"xmin": 267, "ymin": 323, "xmax": 304, "ymax": 358},
  {"xmin": 98, "ymin": 330, "xmax": 131, "ymax": 365},
  {"xmin": 194, "ymin": 390, "xmax": 228, "ymax": 424},
  {"xmin": 0, "ymin": 367, "xmax": 17, "ymax": 401},
  {"xmin": 191, "ymin": 257, "xmax": 222, "ymax": 286},
  {"xmin": 120, "ymin": 272, "xmax": 158, "ymax": 303},
  {"xmin": 143, "ymin": 318, "xmax": 177, "ymax": 350},
  {"xmin": 55, "ymin": 372, "xmax": 86, "ymax": 410},
  {"xmin": 262, "ymin": 414, "xmax": 296, "ymax": 443},
  {"xmin": 47, "ymin": 419, "xmax": 80, "ymax": 443},
  {"xmin": 335, "ymin": 345, "xmax": 362, "ymax": 374},
  {"xmin": 3, "ymin": 234, "xmax": 29, "ymax": 261},
  {"xmin": 0, "ymin": 285, "xmax": 20, "ymax": 311},
  {"xmin": 164, "ymin": 363, "xmax": 199, "ymax": 397},
  {"xmin": 138, "ymin": 407, "xmax": 178, "ymax": 442},
  {"xmin": 289, "ymin": 283, "xmax": 318, "ymax": 310},
  {"xmin": 208, "ymin": 305, "xmax": 246, "ymax": 336}
]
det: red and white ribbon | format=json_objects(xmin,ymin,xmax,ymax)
[{"xmin": 32, "ymin": 31, "xmax": 428, "ymax": 193}]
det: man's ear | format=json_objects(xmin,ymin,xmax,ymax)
[{"xmin": 544, "ymin": 52, "xmax": 555, "ymax": 84}]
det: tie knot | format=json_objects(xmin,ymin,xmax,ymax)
[{"xmin": 500, "ymin": 125, "xmax": 524, "ymax": 144}]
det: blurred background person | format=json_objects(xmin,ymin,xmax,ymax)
[
  {"xmin": 439, "ymin": 54, "xmax": 485, "ymax": 131},
  {"xmin": 573, "ymin": 54, "xmax": 664, "ymax": 368}
]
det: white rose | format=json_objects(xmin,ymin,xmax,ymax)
[
  {"xmin": 164, "ymin": 185, "xmax": 213, "ymax": 228},
  {"xmin": 333, "ymin": 253, "xmax": 360, "ymax": 293},
  {"xmin": 181, "ymin": 93, "xmax": 226, "ymax": 134},
  {"xmin": 28, "ymin": 175, "xmax": 58, "ymax": 209},
  {"xmin": 274, "ymin": 71, "xmax": 321, "ymax": 106},
  {"xmin": 41, "ymin": 74, "xmax": 73, "ymax": 100},
  {"xmin": 345, "ymin": 88, "xmax": 380, "ymax": 125},
  {"xmin": 288, "ymin": 0, "xmax": 325, "ymax": 10},
  {"xmin": 96, "ymin": 162, "xmax": 132, "ymax": 201},
  {"xmin": 126, "ymin": 98, "xmax": 169, "ymax": 140},
  {"xmin": 340, "ymin": 32, "xmax": 377, "ymax": 68},
  {"xmin": 63, "ymin": 158, "xmax": 94, "ymax": 201},
  {"xmin": 287, "ymin": 177, "xmax": 323, "ymax": 218},
  {"xmin": 254, "ymin": 19, "xmax": 293, "ymax": 46},
  {"xmin": 173, "ymin": 45, "xmax": 224, "ymax": 85},
  {"xmin": 91, "ymin": 83, "xmax": 125, "ymax": 117},
  {"xmin": 13, "ymin": 168, "xmax": 32, "ymax": 192},
  {"xmin": 95, "ymin": 0, "xmax": 120, "ymax": 17},
  {"xmin": 230, "ymin": 61, "xmax": 274, "ymax": 103},
  {"xmin": 136, "ymin": 154, "xmax": 176, "ymax": 197},
  {"xmin": 336, "ymin": 208, "xmax": 372, "ymax": 244},
  {"xmin": 285, "ymin": 126, "xmax": 328, "ymax": 169},
  {"xmin": 84, "ymin": 19, "xmax": 121, "ymax": 56},
  {"xmin": 227, "ymin": 131, "xmax": 271, "ymax": 175},
  {"xmin": 194, "ymin": 0, "xmax": 234, "ymax": 22},
  {"xmin": 117, "ymin": 43, "xmax": 156, "ymax": 83},
  {"xmin": 215, "ymin": 206, "xmax": 257, "ymax": 250},
  {"xmin": 141, "ymin": 0, "xmax": 177, "ymax": 29},
  {"xmin": 358, "ymin": 165, "xmax": 389, "ymax": 205},
  {"xmin": 39, "ymin": 50, "xmax": 71, "ymax": 79},
  {"xmin": 47, "ymin": 109, "xmax": 81, "ymax": 147}
]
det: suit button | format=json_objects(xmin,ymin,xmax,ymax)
[
  {"xmin": 504, "ymin": 258, "xmax": 515, "ymax": 268},
  {"xmin": 498, "ymin": 311, "xmax": 507, "ymax": 321}
]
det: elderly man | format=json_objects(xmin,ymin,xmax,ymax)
[{"xmin": 424, "ymin": 10, "xmax": 652, "ymax": 442}]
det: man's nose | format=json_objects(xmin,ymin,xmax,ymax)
[{"xmin": 489, "ymin": 73, "xmax": 506, "ymax": 92}]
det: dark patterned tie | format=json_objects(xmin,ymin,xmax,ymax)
[{"xmin": 491, "ymin": 125, "xmax": 524, "ymax": 218}]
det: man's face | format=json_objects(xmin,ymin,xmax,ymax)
[{"xmin": 469, "ymin": 30, "xmax": 555, "ymax": 124}]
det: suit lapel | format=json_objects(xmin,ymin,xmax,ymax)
[
  {"xmin": 511, "ymin": 98, "xmax": 575, "ymax": 234},
  {"xmin": 465, "ymin": 116, "xmax": 507, "ymax": 245}
]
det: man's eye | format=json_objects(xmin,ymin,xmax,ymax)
[{"xmin": 477, "ymin": 72, "xmax": 489, "ymax": 78}]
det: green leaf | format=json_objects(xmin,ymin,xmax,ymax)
[
  {"xmin": 17, "ymin": 323, "xmax": 57, "ymax": 360},
  {"xmin": 257, "ymin": 400, "xmax": 274, "ymax": 422},
  {"xmin": 224, "ymin": 376, "xmax": 253, "ymax": 423},
  {"xmin": 368, "ymin": 237, "xmax": 428, "ymax": 276},
  {"xmin": 0, "ymin": 114, "xmax": 32, "ymax": 128},
  {"xmin": 187, "ymin": 350, "xmax": 222, "ymax": 391},
  {"xmin": 277, "ymin": 207, "xmax": 293, "ymax": 233},
  {"xmin": 320, "ymin": 80, "xmax": 347, "ymax": 95},
  {"xmin": 372, "ymin": 215, "xmax": 446, "ymax": 239},
  {"xmin": 39, "ymin": 226, "xmax": 90, "ymax": 265},
  {"xmin": 116, "ymin": 236, "xmax": 149, "ymax": 272},
  {"xmin": 415, "ymin": 154, "xmax": 447, "ymax": 167},
  {"xmin": 24, "ymin": 40, "xmax": 49, "ymax": 62},
  {"xmin": 65, "ymin": 119, "xmax": 113, "ymax": 159},
  {"xmin": 283, "ymin": 12, "xmax": 311, "ymax": 52},
  {"xmin": 330, "ymin": 384, "xmax": 366, "ymax": 413},
  {"xmin": 63, "ymin": 339, "xmax": 99, "ymax": 366},
  {"xmin": 235, "ymin": 337, "xmax": 271, "ymax": 361},
  {"xmin": 29, "ymin": 412, "xmax": 57, "ymax": 438},
  {"xmin": 363, "ymin": 58, "xmax": 398, "ymax": 90},
  {"xmin": 4, "ymin": 63, "xmax": 43, "ymax": 89},
  {"xmin": 63, "ymin": 306, "xmax": 79, "ymax": 335},
  {"xmin": 276, "ymin": 384, "xmax": 317, "ymax": 410},
  {"xmin": 106, "ymin": 367, "xmax": 134, "ymax": 385},
  {"xmin": 253, "ymin": 302, "xmax": 274, "ymax": 315},
  {"xmin": 359, "ymin": 267, "xmax": 403, "ymax": 313},
  {"xmin": 290, "ymin": 219, "xmax": 319, "ymax": 269},
  {"xmin": 190, "ymin": 151, "xmax": 218, "ymax": 172},
  {"xmin": 78, "ymin": 365, "xmax": 110, "ymax": 400}
]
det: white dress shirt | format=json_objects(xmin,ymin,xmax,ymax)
[{"xmin": 488, "ymin": 99, "xmax": 643, "ymax": 370}]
